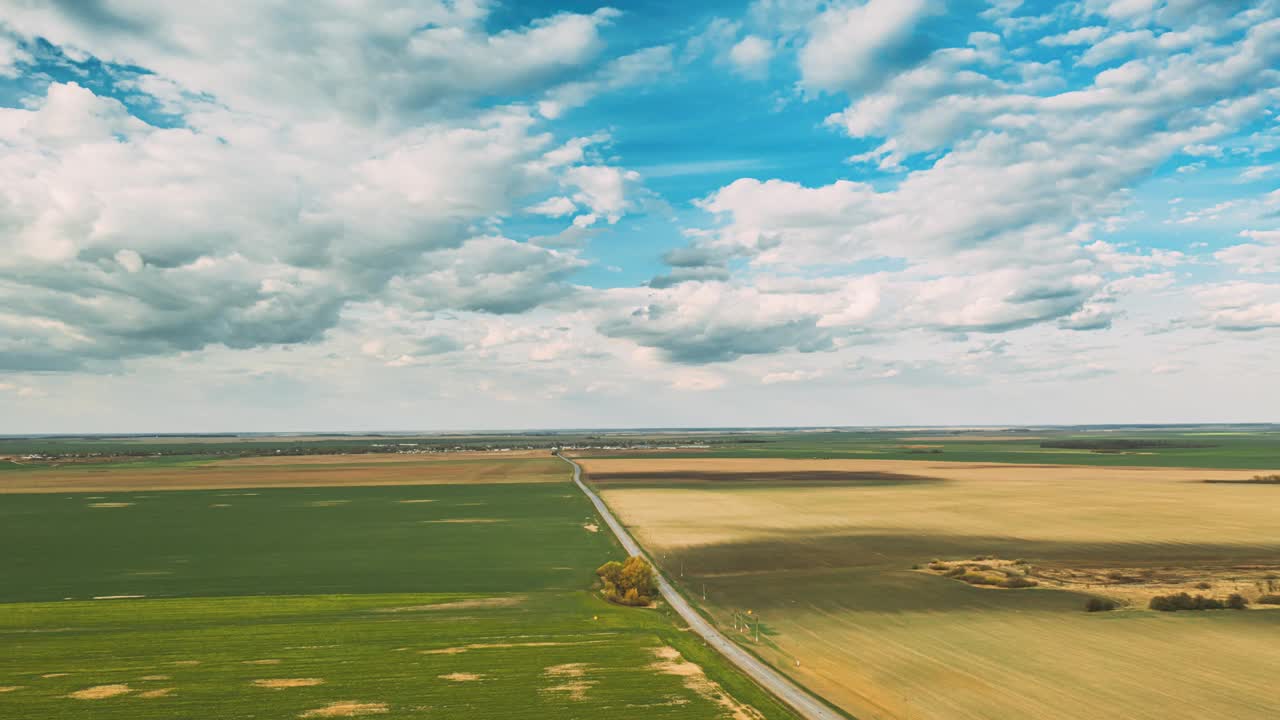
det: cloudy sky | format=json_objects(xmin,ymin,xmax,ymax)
[{"xmin": 1, "ymin": 0, "xmax": 1278, "ymax": 433}]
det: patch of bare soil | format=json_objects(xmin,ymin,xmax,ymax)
[
  {"xmin": 376, "ymin": 596, "xmax": 524, "ymax": 613},
  {"xmin": 243, "ymin": 659, "xmax": 282, "ymax": 665},
  {"xmin": 397, "ymin": 499, "xmax": 436, "ymax": 504},
  {"xmin": 68, "ymin": 684, "xmax": 132, "ymax": 699},
  {"xmin": 0, "ymin": 686, "xmax": 23, "ymax": 693},
  {"xmin": 138, "ymin": 688, "xmax": 175, "ymax": 698},
  {"xmin": 140, "ymin": 675, "xmax": 170, "ymax": 681},
  {"xmin": 93, "ymin": 595, "xmax": 146, "ymax": 600},
  {"xmin": 542, "ymin": 663, "xmax": 595, "ymax": 701},
  {"xmin": 41, "ymin": 673, "xmax": 70, "ymax": 678},
  {"xmin": 305, "ymin": 500, "xmax": 350, "ymax": 507},
  {"xmin": 648, "ymin": 647, "xmax": 764, "ymax": 720},
  {"xmin": 420, "ymin": 518, "xmax": 507, "ymax": 524},
  {"xmin": 438, "ymin": 672, "xmax": 485, "ymax": 682},
  {"xmin": 300, "ymin": 701, "xmax": 390, "ymax": 717},
  {"xmin": 88, "ymin": 502, "xmax": 133, "ymax": 508},
  {"xmin": 583, "ymin": 523, "xmax": 600, "ymax": 533},
  {"xmin": 254, "ymin": 678, "xmax": 325, "ymax": 689},
  {"xmin": 172, "ymin": 660, "xmax": 201, "ymax": 666},
  {"xmin": 923, "ymin": 556, "xmax": 1280, "ymax": 606}
]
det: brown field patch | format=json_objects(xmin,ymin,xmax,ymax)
[
  {"xmin": 222, "ymin": 450, "xmax": 552, "ymax": 466},
  {"xmin": 396, "ymin": 499, "xmax": 436, "ymax": 504},
  {"xmin": 242, "ymin": 659, "xmax": 282, "ymax": 665},
  {"xmin": 171, "ymin": 660, "xmax": 201, "ymax": 666},
  {"xmin": 420, "ymin": 518, "xmax": 507, "ymax": 524},
  {"xmin": 41, "ymin": 673, "xmax": 70, "ymax": 678},
  {"xmin": 300, "ymin": 701, "xmax": 389, "ymax": 717},
  {"xmin": 139, "ymin": 675, "xmax": 170, "ymax": 681},
  {"xmin": 583, "ymin": 523, "xmax": 599, "ymax": 533},
  {"xmin": 542, "ymin": 663, "xmax": 595, "ymax": 701},
  {"xmin": 0, "ymin": 456, "xmax": 567, "ymax": 493},
  {"xmin": 600, "ymin": 456, "xmax": 1280, "ymax": 720},
  {"xmin": 253, "ymin": 678, "xmax": 325, "ymax": 689},
  {"xmin": 0, "ymin": 686, "xmax": 22, "ymax": 693},
  {"xmin": 68, "ymin": 684, "xmax": 132, "ymax": 699},
  {"xmin": 648, "ymin": 647, "xmax": 763, "ymax": 720},
  {"xmin": 438, "ymin": 672, "xmax": 485, "ymax": 682},
  {"xmin": 581, "ymin": 457, "xmax": 1278, "ymax": 485},
  {"xmin": 376, "ymin": 596, "xmax": 523, "ymax": 613},
  {"xmin": 88, "ymin": 502, "xmax": 133, "ymax": 508},
  {"xmin": 138, "ymin": 688, "xmax": 175, "ymax": 699}
]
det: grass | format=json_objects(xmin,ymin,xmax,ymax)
[
  {"xmin": 589, "ymin": 456, "xmax": 1280, "ymax": 720},
  {"xmin": 0, "ymin": 461, "xmax": 797, "ymax": 719},
  {"xmin": 0, "ymin": 455, "xmax": 566, "ymax": 493},
  {"xmin": 0, "ymin": 592, "xmax": 786, "ymax": 719}
]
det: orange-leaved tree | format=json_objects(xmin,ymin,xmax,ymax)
[{"xmin": 597, "ymin": 555, "xmax": 656, "ymax": 606}]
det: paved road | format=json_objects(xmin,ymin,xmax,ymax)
[{"xmin": 559, "ymin": 454, "xmax": 844, "ymax": 720}]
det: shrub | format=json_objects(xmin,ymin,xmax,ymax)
[
  {"xmin": 1226, "ymin": 593, "xmax": 1249, "ymax": 610},
  {"xmin": 999, "ymin": 575, "xmax": 1038, "ymax": 589},
  {"xmin": 1256, "ymin": 594, "xmax": 1280, "ymax": 605},
  {"xmin": 1195, "ymin": 581, "xmax": 1211, "ymax": 590},
  {"xmin": 1149, "ymin": 593, "xmax": 1229, "ymax": 611},
  {"xmin": 597, "ymin": 555, "xmax": 657, "ymax": 606},
  {"xmin": 1085, "ymin": 597, "xmax": 1118, "ymax": 612}
]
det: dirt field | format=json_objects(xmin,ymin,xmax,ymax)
[
  {"xmin": 586, "ymin": 457, "xmax": 1280, "ymax": 720},
  {"xmin": 0, "ymin": 455, "xmax": 566, "ymax": 493}
]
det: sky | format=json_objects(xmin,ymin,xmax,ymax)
[{"xmin": 0, "ymin": 0, "xmax": 1278, "ymax": 433}]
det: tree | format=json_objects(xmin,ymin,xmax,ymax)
[{"xmin": 597, "ymin": 555, "xmax": 656, "ymax": 606}]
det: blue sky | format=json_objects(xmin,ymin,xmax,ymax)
[{"xmin": 0, "ymin": 1, "xmax": 1278, "ymax": 432}]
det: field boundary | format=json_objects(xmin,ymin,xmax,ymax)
[{"xmin": 558, "ymin": 454, "xmax": 846, "ymax": 720}]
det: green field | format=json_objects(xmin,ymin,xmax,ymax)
[
  {"xmin": 9, "ymin": 425, "xmax": 1279, "ymax": 470},
  {"xmin": 0, "ymin": 465, "xmax": 796, "ymax": 719}
]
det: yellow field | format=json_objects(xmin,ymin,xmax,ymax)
[
  {"xmin": 584, "ymin": 457, "xmax": 1280, "ymax": 720},
  {"xmin": 0, "ymin": 454, "xmax": 565, "ymax": 493}
]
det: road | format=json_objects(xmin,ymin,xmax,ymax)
[{"xmin": 559, "ymin": 454, "xmax": 844, "ymax": 720}]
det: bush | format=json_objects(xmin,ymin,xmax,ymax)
[
  {"xmin": 1195, "ymin": 581, "xmax": 1211, "ymax": 590},
  {"xmin": 1085, "ymin": 597, "xmax": 1118, "ymax": 612},
  {"xmin": 1256, "ymin": 594, "xmax": 1280, "ymax": 605},
  {"xmin": 999, "ymin": 575, "xmax": 1038, "ymax": 589},
  {"xmin": 597, "ymin": 555, "xmax": 657, "ymax": 606},
  {"xmin": 1149, "ymin": 593, "xmax": 1230, "ymax": 612},
  {"xmin": 1226, "ymin": 593, "xmax": 1249, "ymax": 610}
]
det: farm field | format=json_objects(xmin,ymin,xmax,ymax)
[
  {"xmin": 583, "ymin": 456, "xmax": 1280, "ymax": 720},
  {"xmin": 577, "ymin": 427, "xmax": 1280, "ymax": 469},
  {"xmin": 0, "ymin": 453, "xmax": 567, "ymax": 493},
  {"xmin": 0, "ymin": 456, "xmax": 795, "ymax": 719}
]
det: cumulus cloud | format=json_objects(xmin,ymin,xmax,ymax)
[
  {"xmin": 1195, "ymin": 282, "xmax": 1280, "ymax": 331},
  {"xmin": 728, "ymin": 35, "xmax": 774, "ymax": 78},
  {"xmin": 0, "ymin": 2, "xmax": 643, "ymax": 372},
  {"xmin": 1216, "ymin": 230, "xmax": 1280, "ymax": 274},
  {"xmin": 3, "ymin": 2, "xmax": 621, "ymax": 124},
  {"xmin": 799, "ymin": 0, "xmax": 941, "ymax": 94}
]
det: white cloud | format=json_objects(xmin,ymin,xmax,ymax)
[
  {"xmin": 526, "ymin": 196, "xmax": 578, "ymax": 217},
  {"xmin": 1215, "ymin": 229, "xmax": 1280, "ymax": 274},
  {"xmin": 798, "ymin": 0, "xmax": 940, "ymax": 94},
  {"xmin": 728, "ymin": 35, "xmax": 774, "ymax": 78},
  {"xmin": 0, "ymin": 30, "xmax": 30, "ymax": 77},
  {"xmin": 3, "ymin": 3, "xmax": 621, "ymax": 125},
  {"xmin": 563, "ymin": 165, "xmax": 641, "ymax": 224},
  {"xmin": 1039, "ymin": 26, "xmax": 1108, "ymax": 46},
  {"xmin": 1194, "ymin": 282, "xmax": 1280, "ymax": 331}
]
